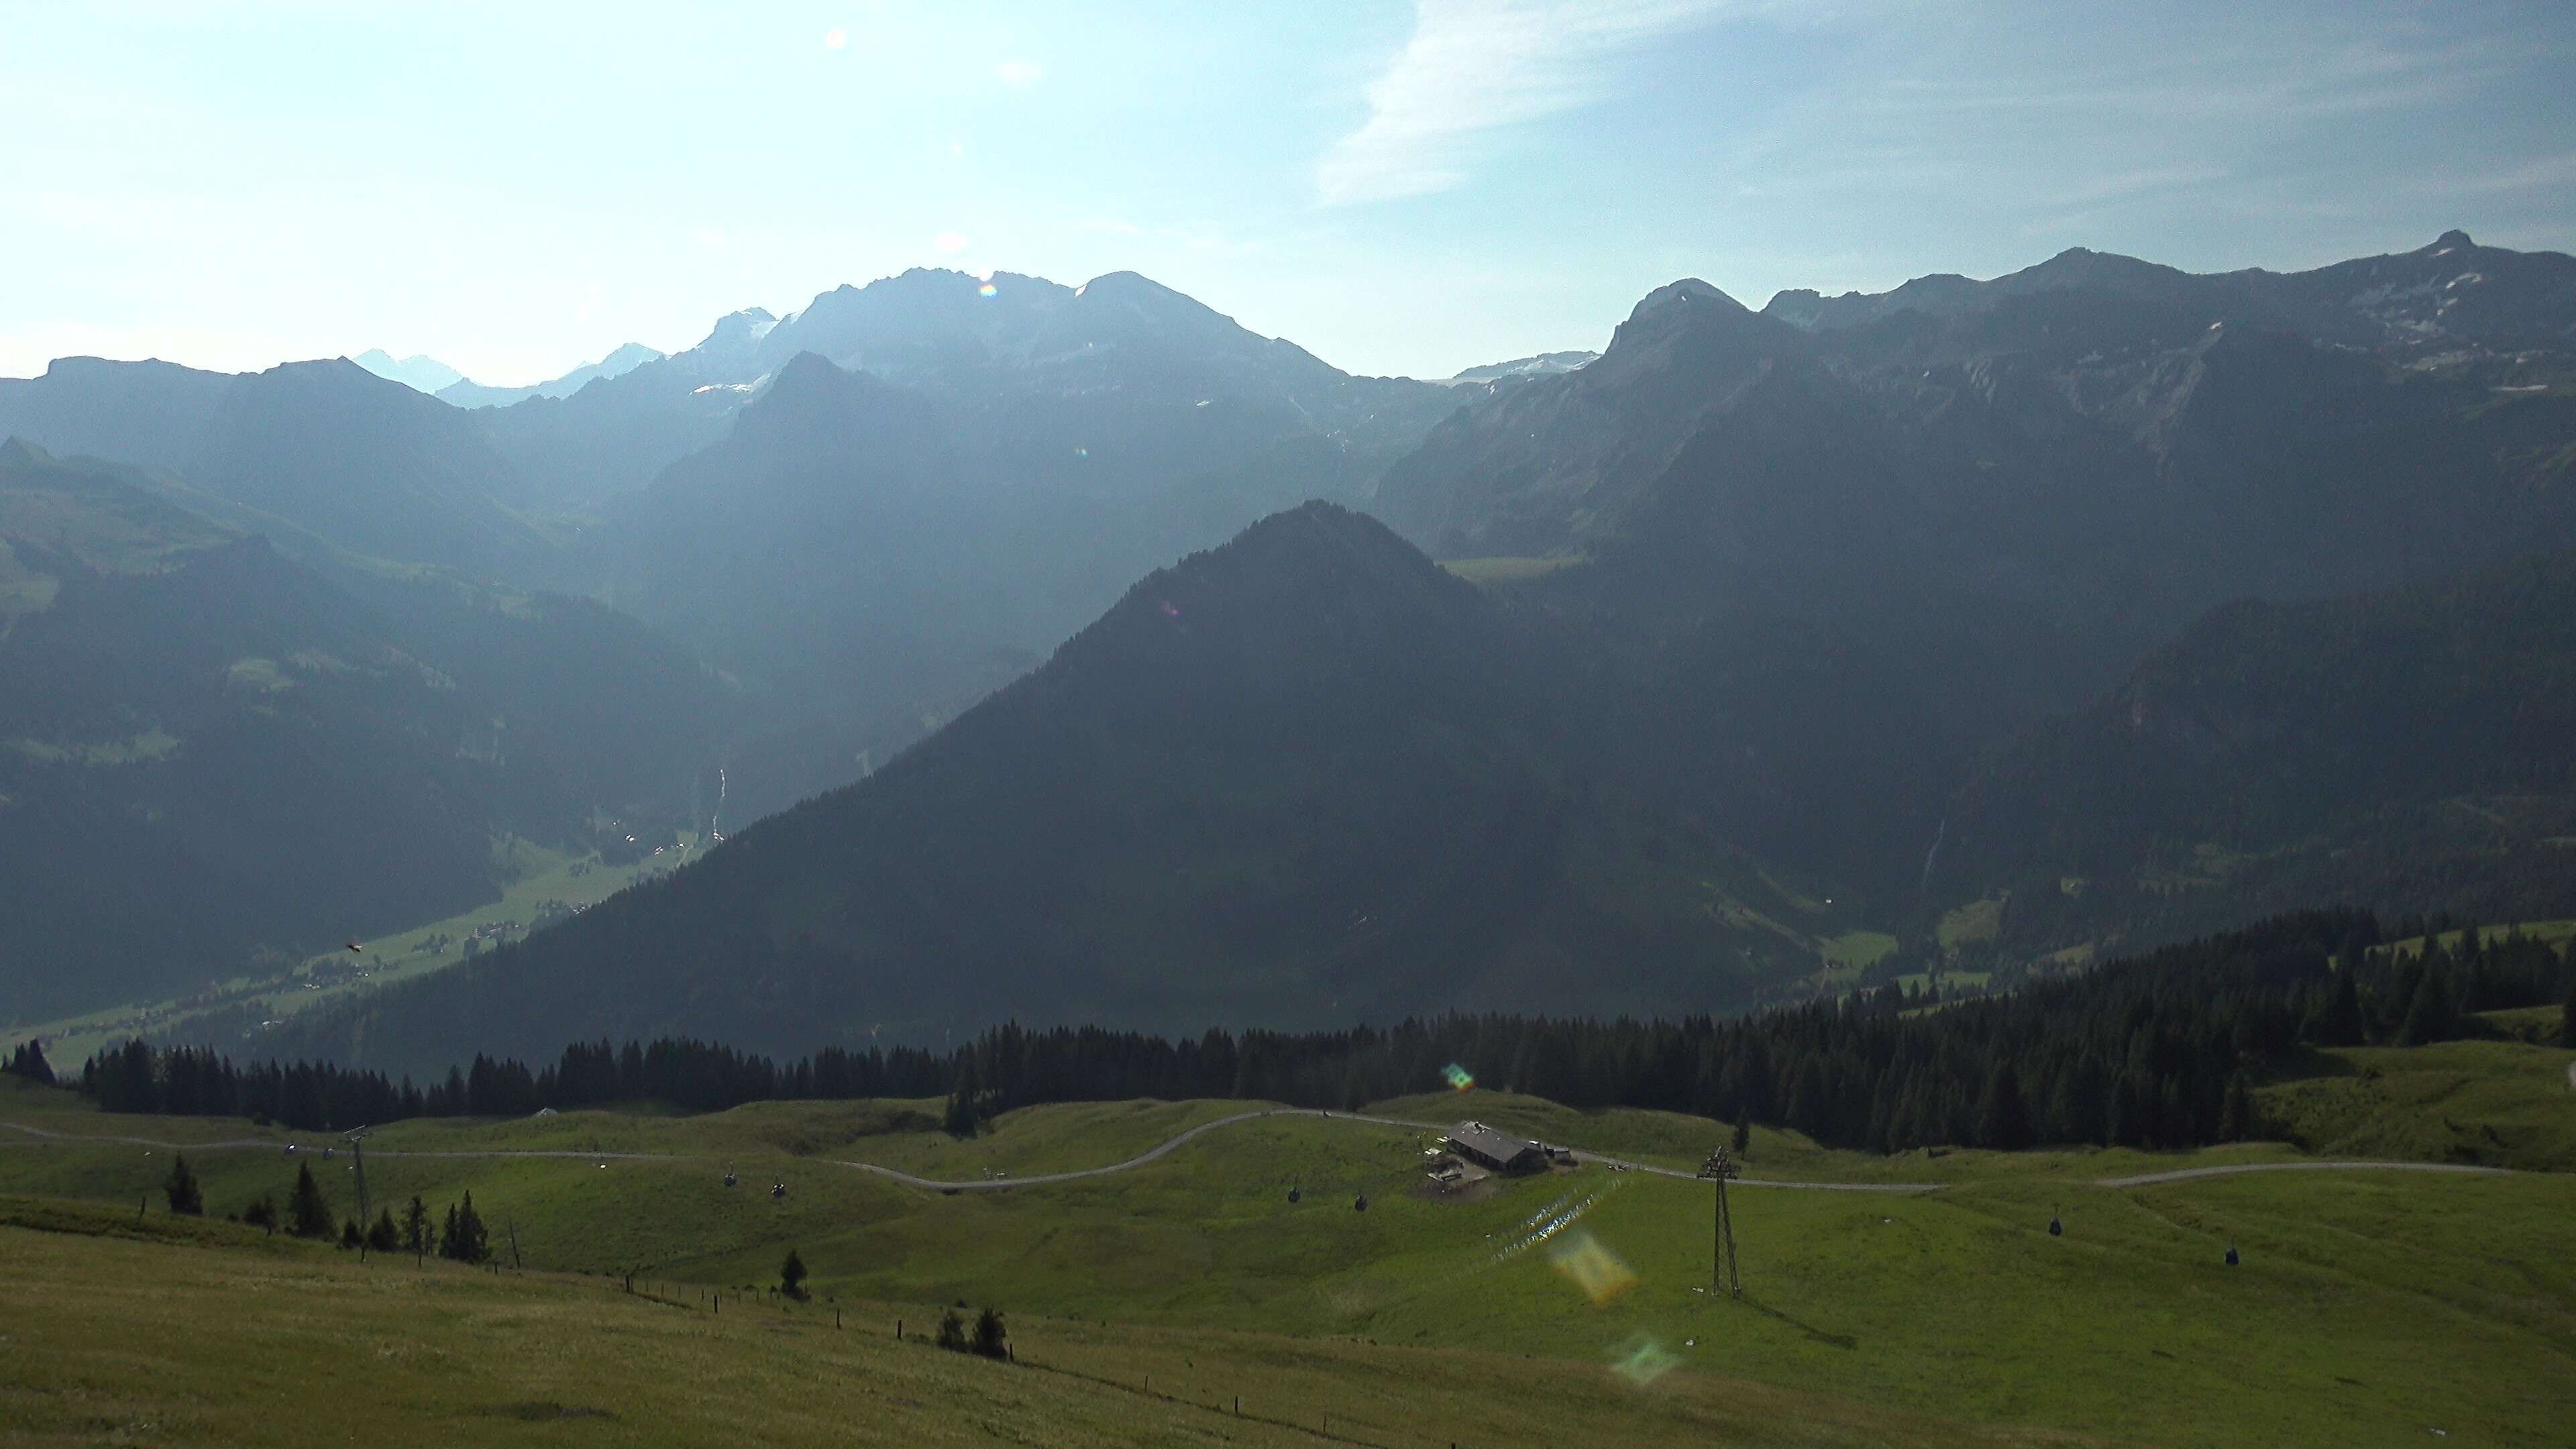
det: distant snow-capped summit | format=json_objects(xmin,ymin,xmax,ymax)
[{"xmin": 350, "ymin": 349, "xmax": 466, "ymax": 395}]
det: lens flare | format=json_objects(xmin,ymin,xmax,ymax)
[
  {"xmin": 1442, "ymin": 1063, "xmax": 1474, "ymax": 1091},
  {"xmin": 979, "ymin": 282, "xmax": 998, "ymax": 299},
  {"xmin": 1609, "ymin": 1333, "xmax": 1679, "ymax": 1387},
  {"xmin": 1548, "ymin": 1230, "xmax": 1639, "ymax": 1305}
]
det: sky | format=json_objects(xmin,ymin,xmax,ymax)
[{"xmin": 4, "ymin": 0, "xmax": 2573, "ymax": 384}]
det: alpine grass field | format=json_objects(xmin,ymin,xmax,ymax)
[{"xmin": 5, "ymin": 1025, "xmax": 2571, "ymax": 1448}]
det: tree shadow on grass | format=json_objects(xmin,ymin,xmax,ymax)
[{"xmin": 1737, "ymin": 1293, "xmax": 1858, "ymax": 1350}]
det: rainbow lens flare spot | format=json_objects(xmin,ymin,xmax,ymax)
[
  {"xmin": 1442, "ymin": 1063, "xmax": 1475, "ymax": 1091},
  {"xmin": 1548, "ymin": 1231, "xmax": 1639, "ymax": 1306},
  {"xmin": 1609, "ymin": 1334, "xmax": 1679, "ymax": 1387}
]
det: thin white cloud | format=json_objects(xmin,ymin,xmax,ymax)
[{"xmin": 1317, "ymin": 0, "xmax": 1731, "ymax": 205}]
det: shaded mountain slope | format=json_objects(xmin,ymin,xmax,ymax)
[
  {"xmin": 1941, "ymin": 548, "xmax": 2576, "ymax": 953},
  {"xmin": 0, "ymin": 442, "xmax": 725, "ymax": 1022},
  {"xmin": 1368, "ymin": 239, "xmax": 2576, "ymax": 901},
  {"xmin": 1764, "ymin": 230, "xmax": 2576, "ymax": 359},
  {"xmin": 575, "ymin": 333, "xmax": 1457, "ymax": 820},
  {"xmin": 0, "ymin": 358, "xmax": 549, "ymax": 578},
  {"xmin": 284, "ymin": 503, "xmax": 1825, "ymax": 1068}
]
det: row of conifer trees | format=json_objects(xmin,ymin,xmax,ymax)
[
  {"xmin": 46, "ymin": 910, "xmax": 2576, "ymax": 1155},
  {"xmin": 152, "ymin": 1149, "xmax": 493, "ymax": 1263}
]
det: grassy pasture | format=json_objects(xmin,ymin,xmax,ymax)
[
  {"xmin": 6, "ymin": 1064, "xmax": 2572, "ymax": 1448},
  {"xmin": 2257, "ymin": 1033, "xmax": 2576, "ymax": 1170},
  {"xmin": 0, "ymin": 1193, "xmax": 2044, "ymax": 1449}
]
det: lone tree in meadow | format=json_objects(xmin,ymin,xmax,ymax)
[
  {"xmin": 779, "ymin": 1248, "xmax": 809, "ymax": 1301},
  {"xmin": 440, "ymin": 1192, "xmax": 492, "ymax": 1263},
  {"xmin": 971, "ymin": 1307, "xmax": 1009, "ymax": 1360},
  {"xmin": 402, "ymin": 1195, "xmax": 431, "ymax": 1265},
  {"xmin": 287, "ymin": 1161, "xmax": 334, "ymax": 1239},
  {"xmin": 1731, "ymin": 1111, "xmax": 1751, "ymax": 1155},
  {"xmin": 162, "ymin": 1153, "xmax": 203, "ymax": 1216},
  {"xmin": 935, "ymin": 1307, "xmax": 968, "ymax": 1352}
]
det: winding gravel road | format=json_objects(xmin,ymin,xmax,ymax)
[
  {"xmin": 2092, "ymin": 1160, "xmax": 2514, "ymax": 1188},
  {"xmin": 0, "ymin": 1113, "xmax": 2524, "ymax": 1195}
]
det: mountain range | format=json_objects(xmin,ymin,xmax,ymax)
[
  {"xmin": 0, "ymin": 439, "xmax": 722, "ymax": 1022},
  {"xmin": 354, "ymin": 342, "xmax": 667, "ymax": 409},
  {"xmin": 6, "ymin": 230, "xmax": 2575, "ymax": 1063}
]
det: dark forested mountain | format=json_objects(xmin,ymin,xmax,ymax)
[
  {"xmin": 1939, "ymin": 548, "xmax": 2576, "ymax": 954},
  {"xmin": 1368, "ymin": 233, "xmax": 2576, "ymax": 902},
  {"xmin": 279, "ymin": 502, "xmax": 1843, "ymax": 1069},
  {"xmin": 0, "ymin": 440, "xmax": 724, "ymax": 1023},
  {"xmin": 0, "ymin": 357, "xmax": 550, "ymax": 578},
  {"xmin": 548, "ymin": 270, "xmax": 1469, "ymax": 816},
  {"xmin": 9, "ymin": 235, "xmax": 2576, "ymax": 1063}
]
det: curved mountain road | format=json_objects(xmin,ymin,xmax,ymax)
[
  {"xmin": 2092, "ymin": 1160, "xmax": 2515, "ymax": 1189},
  {"xmin": 1, "ymin": 1114, "xmax": 2526, "ymax": 1195}
]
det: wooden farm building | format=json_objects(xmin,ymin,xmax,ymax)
[{"xmin": 1446, "ymin": 1121, "xmax": 1548, "ymax": 1175}]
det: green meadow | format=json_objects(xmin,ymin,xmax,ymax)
[{"xmin": 5, "ymin": 1024, "xmax": 2571, "ymax": 1448}]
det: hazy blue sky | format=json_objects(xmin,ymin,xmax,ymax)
[{"xmin": 5, "ymin": 1, "xmax": 2571, "ymax": 382}]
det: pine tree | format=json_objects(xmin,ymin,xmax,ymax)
[
  {"xmin": 2218, "ymin": 1071, "xmax": 2253, "ymax": 1141},
  {"xmin": 162, "ymin": 1153, "xmax": 203, "ymax": 1216},
  {"xmin": 1976, "ymin": 1061, "xmax": 2031, "ymax": 1151},
  {"xmin": 935, "ymin": 1307, "xmax": 969, "ymax": 1352},
  {"xmin": 288, "ymin": 1162, "xmax": 333, "ymax": 1238},
  {"xmin": 368, "ymin": 1210, "xmax": 400, "ymax": 1253},
  {"xmin": 4, "ymin": 1038, "xmax": 54, "ymax": 1085},
  {"xmin": 2398, "ymin": 969, "xmax": 2455, "ymax": 1046},
  {"xmin": 441, "ymin": 1192, "xmax": 490, "ymax": 1263},
  {"xmin": 339, "ymin": 1219, "xmax": 363, "ymax": 1250},
  {"xmin": 780, "ymin": 1248, "xmax": 809, "ymax": 1301},
  {"xmin": 242, "ymin": 1195, "xmax": 278, "ymax": 1234},
  {"xmin": 943, "ymin": 1059, "xmax": 983, "ymax": 1138},
  {"xmin": 2106, "ymin": 1076, "xmax": 2140, "ymax": 1148},
  {"xmin": 972, "ymin": 1307, "xmax": 1009, "ymax": 1360},
  {"xmin": 2305, "ymin": 960, "xmax": 2367, "ymax": 1047},
  {"xmin": 1730, "ymin": 1110, "xmax": 1751, "ymax": 1155},
  {"xmin": 403, "ymin": 1195, "xmax": 431, "ymax": 1265}
]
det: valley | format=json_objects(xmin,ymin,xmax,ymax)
[{"xmin": 13, "ymin": 11, "xmax": 2576, "ymax": 1444}]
